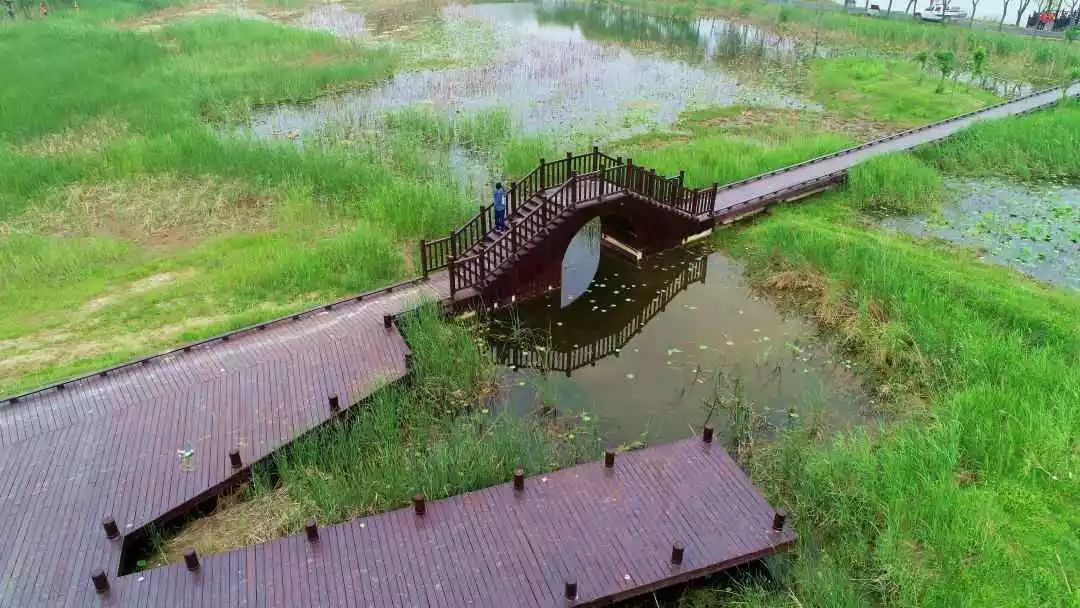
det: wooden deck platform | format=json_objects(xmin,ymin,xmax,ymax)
[
  {"xmin": 0, "ymin": 275, "xmax": 449, "ymax": 607},
  {"xmin": 99, "ymin": 436, "xmax": 795, "ymax": 607}
]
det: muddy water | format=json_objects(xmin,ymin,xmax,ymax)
[
  {"xmin": 252, "ymin": 0, "xmax": 817, "ymax": 142},
  {"xmin": 884, "ymin": 178, "xmax": 1080, "ymax": 289},
  {"xmin": 488, "ymin": 246, "xmax": 873, "ymax": 447}
]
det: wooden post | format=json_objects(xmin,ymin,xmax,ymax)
[
  {"xmin": 565, "ymin": 581, "xmax": 578, "ymax": 600},
  {"xmin": 570, "ymin": 171, "xmax": 578, "ymax": 205},
  {"xmin": 702, "ymin": 425, "xmax": 714, "ymax": 443},
  {"xmin": 184, "ymin": 549, "xmax": 200, "ymax": 571},
  {"xmin": 565, "ymin": 151, "xmax": 573, "ymax": 181},
  {"xmin": 412, "ymin": 494, "xmax": 426, "ymax": 516},
  {"xmin": 419, "ymin": 240, "xmax": 429, "ymax": 278},
  {"xmin": 305, "ymin": 519, "xmax": 319, "ymax": 542},
  {"xmin": 91, "ymin": 571, "xmax": 109, "ymax": 593},
  {"xmin": 447, "ymin": 255, "xmax": 456, "ymax": 296},
  {"xmin": 102, "ymin": 518, "xmax": 120, "ymax": 540},
  {"xmin": 592, "ymin": 145, "xmax": 599, "ymax": 171},
  {"xmin": 229, "ymin": 449, "xmax": 242, "ymax": 470},
  {"xmin": 671, "ymin": 544, "xmax": 685, "ymax": 565},
  {"xmin": 539, "ymin": 158, "xmax": 546, "ymax": 190},
  {"xmin": 480, "ymin": 206, "xmax": 488, "ymax": 235},
  {"xmin": 678, "ymin": 170, "xmax": 685, "ymax": 187},
  {"xmin": 449, "ymin": 231, "xmax": 457, "ymax": 260},
  {"xmin": 513, "ymin": 468, "xmax": 525, "ymax": 491},
  {"xmin": 329, "ymin": 395, "xmax": 340, "ymax": 412},
  {"xmin": 604, "ymin": 450, "xmax": 615, "ymax": 468},
  {"xmin": 773, "ymin": 510, "xmax": 787, "ymax": 531}
]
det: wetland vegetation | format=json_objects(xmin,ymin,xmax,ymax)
[{"xmin": 2, "ymin": 0, "xmax": 1078, "ymax": 605}]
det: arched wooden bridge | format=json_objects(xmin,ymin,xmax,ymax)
[
  {"xmin": 421, "ymin": 84, "xmax": 1078, "ymax": 305},
  {"xmin": 0, "ymin": 83, "xmax": 1073, "ymax": 607}
]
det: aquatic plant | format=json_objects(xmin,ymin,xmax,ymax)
[{"xmin": 934, "ymin": 49, "xmax": 957, "ymax": 93}]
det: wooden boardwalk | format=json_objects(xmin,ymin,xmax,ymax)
[
  {"xmin": 98, "ymin": 436, "xmax": 794, "ymax": 607},
  {"xmin": 421, "ymin": 84, "xmax": 1078, "ymax": 299},
  {"xmin": 0, "ymin": 275, "xmax": 449, "ymax": 607}
]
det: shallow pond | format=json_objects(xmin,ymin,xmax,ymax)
[
  {"xmin": 884, "ymin": 178, "xmax": 1080, "ymax": 289},
  {"xmin": 252, "ymin": 0, "xmax": 817, "ymax": 142},
  {"xmin": 487, "ymin": 245, "xmax": 875, "ymax": 447}
]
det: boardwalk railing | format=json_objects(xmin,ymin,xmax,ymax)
[
  {"xmin": 425, "ymin": 150, "xmax": 717, "ymax": 296},
  {"xmin": 420, "ymin": 148, "xmax": 713, "ymax": 279},
  {"xmin": 491, "ymin": 255, "xmax": 708, "ymax": 373}
]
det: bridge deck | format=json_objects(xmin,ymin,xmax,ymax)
[
  {"xmin": 104, "ymin": 437, "xmax": 795, "ymax": 607},
  {"xmin": 711, "ymin": 85, "xmax": 1076, "ymax": 218},
  {"xmin": 0, "ymin": 275, "xmax": 449, "ymax": 607}
]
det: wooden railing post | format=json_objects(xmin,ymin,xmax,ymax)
[
  {"xmin": 539, "ymin": 158, "xmax": 546, "ymax": 190},
  {"xmin": 592, "ymin": 145, "xmax": 599, "ymax": 171},
  {"xmin": 569, "ymin": 171, "xmax": 578, "ymax": 205},
  {"xmin": 480, "ymin": 206, "xmax": 488, "ymax": 235},
  {"xmin": 448, "ymin": 255, "xmax": 457, "ymax": 295},
  {"xmin": 449, "ymin": 231, "xmax": 457, "ymax": 260},
  {"xmin": 511, "ymin": 221, "xmax": 519, "ymax": 254},
  {"xmin": 678, "ymin": 170, "xmax": 685, "ymax": 188},
  {"xmin": 419, "ymin": 240, "xmax": 429, "ymax": 279},
  {"xmin": 565, "ymin": 151, "xmax": 573, "ymax": 181},
  {"xmin": 479, "ymin": 251, "xmax": 486, "ymax": 286}
]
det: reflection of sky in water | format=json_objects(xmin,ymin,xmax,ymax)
[
  {"xmin": 491, "ymin": 249, "xmax": 873, "ymax": 446},
  {"xmin": 250, "ymin": 2, "xmax": 816, "ymax": 142},
  {"xmin": 561, "ymin": 219, "xmax": 602, "ymax": 307},
  {"xmin": 883, "ymin": 178, "xmax": 1080, "ymax": 289}
]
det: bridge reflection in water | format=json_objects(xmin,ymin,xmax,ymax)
[{"xmin": 490, "ymin": 251, "xmax": 709, "ymax": 374}]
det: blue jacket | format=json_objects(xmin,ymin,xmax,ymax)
[{"xmin": 493, "ymin": 188, "xmax": 506, "ymax": 212}]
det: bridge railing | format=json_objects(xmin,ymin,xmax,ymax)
[{"xmin": 422, "ymin": 148, "xmax": 623, "ymax": 275}]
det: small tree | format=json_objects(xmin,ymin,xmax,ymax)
[
  {"xmin": 972, "ymin": 48, "xmax": 988, "ymax": 79},
  {"xmin": 934, "ymin": 50, "xmax": 957, "ymax": 92},
  {"xmin": 999, "ymin": 0, "xmax": 1015, "ymax": 29}
]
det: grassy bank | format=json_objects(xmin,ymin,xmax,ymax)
[
  {"xmin": 612, "ymin": 93, "xmax": 1079, "ymax": 605},
  {"xmin": 0, "ymin": 1, "xmax": 545, "ymax": 395},
  {"xmin": 155, "ymin": 305, "xmax": 598, "ymax": 563},
  {"xmin": 608, "ymin": 0, "xmax": 1080, "ymax": 85}
]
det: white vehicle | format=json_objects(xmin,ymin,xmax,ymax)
[{"xmin": 916, "ymin": 1, "xmax": 968, "ymax": 21}]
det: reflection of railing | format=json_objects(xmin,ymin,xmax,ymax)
[{"xmin": 491, "ymin": 255, "xmax": 708, "ymax": 374}]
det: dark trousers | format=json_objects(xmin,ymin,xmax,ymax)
[{"xmin": 495, "ymin": 208, "xmax": 507, "ymax": 231}]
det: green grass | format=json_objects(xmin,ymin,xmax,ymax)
[
  {"xmin": 846, "ymin": 153, "xmax": 942, "ymax": 215},
  {"xmin": 807, "ymin": 57, "xmax": 1000, "ymax": 125},
  {"xmin": 707, "ymin": 196, "xmax": 1080, "ymax": 607},
  {"xmin": 269, "ymin": 305, "xmax": 599, "ymax": 523},
  {"xmin": 917, "ymin": 98, "xmax": 1080, "ymax": 180}
]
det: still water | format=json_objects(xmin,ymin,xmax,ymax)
[
  {"xmin": 487, "ymin": 243, "xmax": 874, "ymax": 447},
  {"xmin": 251, "ymin": 0, "xmax": 818, "ymax": 142},
  {"xmin": 884, "ymin": 178, "xmax": 1080, "ymax": 289}
]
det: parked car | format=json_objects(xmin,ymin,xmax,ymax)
[{"xmin": 916, "ymin": 1, "xmax": 968, "ymax": 21}]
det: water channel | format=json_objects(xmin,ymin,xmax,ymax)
[{"xmin": 487, "ymin": 234, "xmax": 875, "ymax": 447}]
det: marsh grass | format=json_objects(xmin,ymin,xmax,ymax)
[
  {"xmin": 161, "ymin": 305, "xmax": 600, "ymax": 560},
  {"xmin": 918, "ymin": 97, "xmax": 1080, "ymax": 180},
  {"xmin": 846, "ymin": 153, "xmax": 942, "ymax": 216},
  {"xmin": 705, "ymin": 195, "xmax": 1080, "ymax": 606}
]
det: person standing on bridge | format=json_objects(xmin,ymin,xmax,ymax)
[{"xmin": 494, "ymin": 182, "xmax": 508, "ymax": 231}]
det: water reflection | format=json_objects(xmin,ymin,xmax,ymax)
[
  {"xmin": 251, "ymin": 1, "xmax": 815, "ymax": 142},
  {"xmin": 490, "ymin": 247, "xmax": 873, "ymax": 446},
  {"xmin": 560, "ymin": 218, "xmax": 602, "ymax": 307}
]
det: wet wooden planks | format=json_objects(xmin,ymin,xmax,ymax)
[
  {"xmin": 711, "ymin": 85, "xmax": 1077, "ymax": 217},
  {"xmin": 103, "ymin": 437, "xmax": 794, "ymax": 607},
  {"xmin": 0, "ymin": 275, "xmax": 449, "ymax": 607}
]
